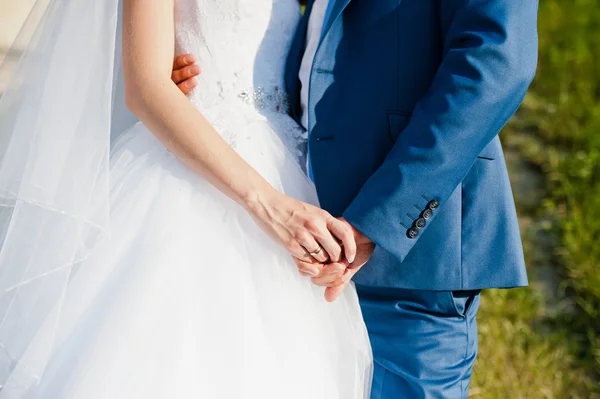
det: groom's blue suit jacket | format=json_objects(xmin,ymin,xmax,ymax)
[{"xmin": 285, "ymin": 0, "xmax": 538, "ymax": 290}]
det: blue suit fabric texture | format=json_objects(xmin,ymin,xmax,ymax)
[{"xmin": 285, "ymin": 0, "xmax": 538, "ymax": 397}]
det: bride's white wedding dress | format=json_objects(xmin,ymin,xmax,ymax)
[{"xmin": 0, "ymin": 0, "xmax": 372, "ymax": 398}]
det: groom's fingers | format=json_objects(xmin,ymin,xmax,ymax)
[
  {"xmin": 172, "ymin": 54, "xmax": 196, "ymax": 70},
  {"xmin": 324, "ymin": 268, "xmax": 359, "ymax": 302},
  {"xmin": 325, "ymin": 283, "xmax": 347, "ymax": 302},
  {"xmin": 171, "ymin": 54, "xmax": 201, "ymax": 95},
  {"xmin": 176, "ymin": 79, "xmax": 197, "ymax": 95},
  {"xmin": 172, "ymin": 64, "xmax": 201, "ymax": 85},
  {"xmin": 324, "ymin": 280, "xmax": 350, "ymax": 302}
]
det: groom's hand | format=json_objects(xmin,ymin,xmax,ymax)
[
  {"xmin": 172, "ymin": 54, "xmax": 201, "ymax": 94},
  {"xmin": 323, "ymin": 218, "xmax": 375, "ymax": 302}
]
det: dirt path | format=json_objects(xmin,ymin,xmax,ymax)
[
  {"xmin": 504, "ymin": 133, "xmax": 572, "ymax": 316},
  {"xmin": 0, "ymin": 0, "xmax": 45, "ymax": 94}
]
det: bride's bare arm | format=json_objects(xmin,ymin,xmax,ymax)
[{"xmin": 121, "ymin": 0, "xmax": 356, "ymax": 268}]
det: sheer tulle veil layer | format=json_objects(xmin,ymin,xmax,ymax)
[{"xmin": 0, "ymin": 0, "xmax": 129, "ymax": 392}]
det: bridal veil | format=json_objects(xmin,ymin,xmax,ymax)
[{"xmin": 0, "ymin": 0, "xmax": 128, "ymax": 392}]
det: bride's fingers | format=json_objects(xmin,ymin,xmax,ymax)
[
  {"xmin": 309, "ymin": 263, "xmax": 346, "ymax": 286},
  {"xmin": 321, "ymin": 262, "xmax": 348, "ymax": 275},
  {"xmin": 327, "ymin": 218, "xmax": 357, "ymax": 263},
  {"xmin": 286, "ymin": 238, "xmax": 316, "ymax": 262},
  {"xmin": 311, "ymin": 271, "xmax": 345, "ymax": 287},
  {"xmin": 292, "ymin": 257, "xmax": 322, "ymax": 277},
  {"xmin": 295, "ymin": 232, "xmax": 329, "ymax": 263},
  {"xmin": 314, "ymin": 229, "xmax": 343, "ymax": 263}
]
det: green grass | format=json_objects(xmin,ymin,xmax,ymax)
[
  {"xmin": 473, "ymin": 288, "xmax": 596, "ymax": 398},
  {"xmin": 471, "ymin": 0, "xmax": 600, "ymax": 396}
]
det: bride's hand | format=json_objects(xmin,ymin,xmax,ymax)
[{"xmin": 244, "ymin": 190, "xmax": 357, "ymax": 272}]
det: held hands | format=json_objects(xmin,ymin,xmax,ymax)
[
  {"xmin": 246, "ymin": 190, "xmax": 374, "ymax": 302},
  {"xmin": 244, "ymin": 190, "xmax": 357, "ymax": 266},
  {"xmin": 294, "ymin": 218, "xmax": 375, "ymax": 302},
  {"xmin": 171, "ymin": 54, "xmax": 375, "ymax": 301}
]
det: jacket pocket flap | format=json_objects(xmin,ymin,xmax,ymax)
[{"xmin": 477, "ymin": 139, "xmax": 497, "ymax": 160}]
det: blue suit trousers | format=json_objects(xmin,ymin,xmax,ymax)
[{"xmin": 356, "ymin": 285, "xmax": 481, "ymax": 399}]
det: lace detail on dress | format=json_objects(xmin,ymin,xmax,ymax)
[
  {"xmin": 238, "ymin": 86, "xmax": 290, "ymax": 114},
  {"xmin": 173, "ymin": 0, "xmax": 305, "ymax": 157}
]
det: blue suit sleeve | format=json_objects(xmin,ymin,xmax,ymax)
[{"xmin": 343, "ymin": 0, "xmax": 538, "ymax": 263}]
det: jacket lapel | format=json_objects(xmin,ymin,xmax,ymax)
[
  {"xmin": 285, "ymin": 0, "xmax": 316, "ymax": 122},
  {"xmin": 319, "ymin": 0, "xmax": 352, "ymax": 45},
  {"xmin": 305, "ymin": 0, "xmax": 351, "ymax": 130},
  {"xmin": 285, "ymin": 0, "xmax": 352, "ymax": 124}
]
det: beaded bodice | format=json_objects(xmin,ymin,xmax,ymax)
[{"xmin": 174, "ymin": 0, "xmax": 301, "ymax": 116}]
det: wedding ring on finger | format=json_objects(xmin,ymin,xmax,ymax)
[{"xmin": 309, "ymin": 246, "xmax": 323, "ymax": 256}]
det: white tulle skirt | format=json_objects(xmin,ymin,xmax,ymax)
[{"xmin": 15, "ymin": 116, "xmax": 372, "ymax": 399}]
